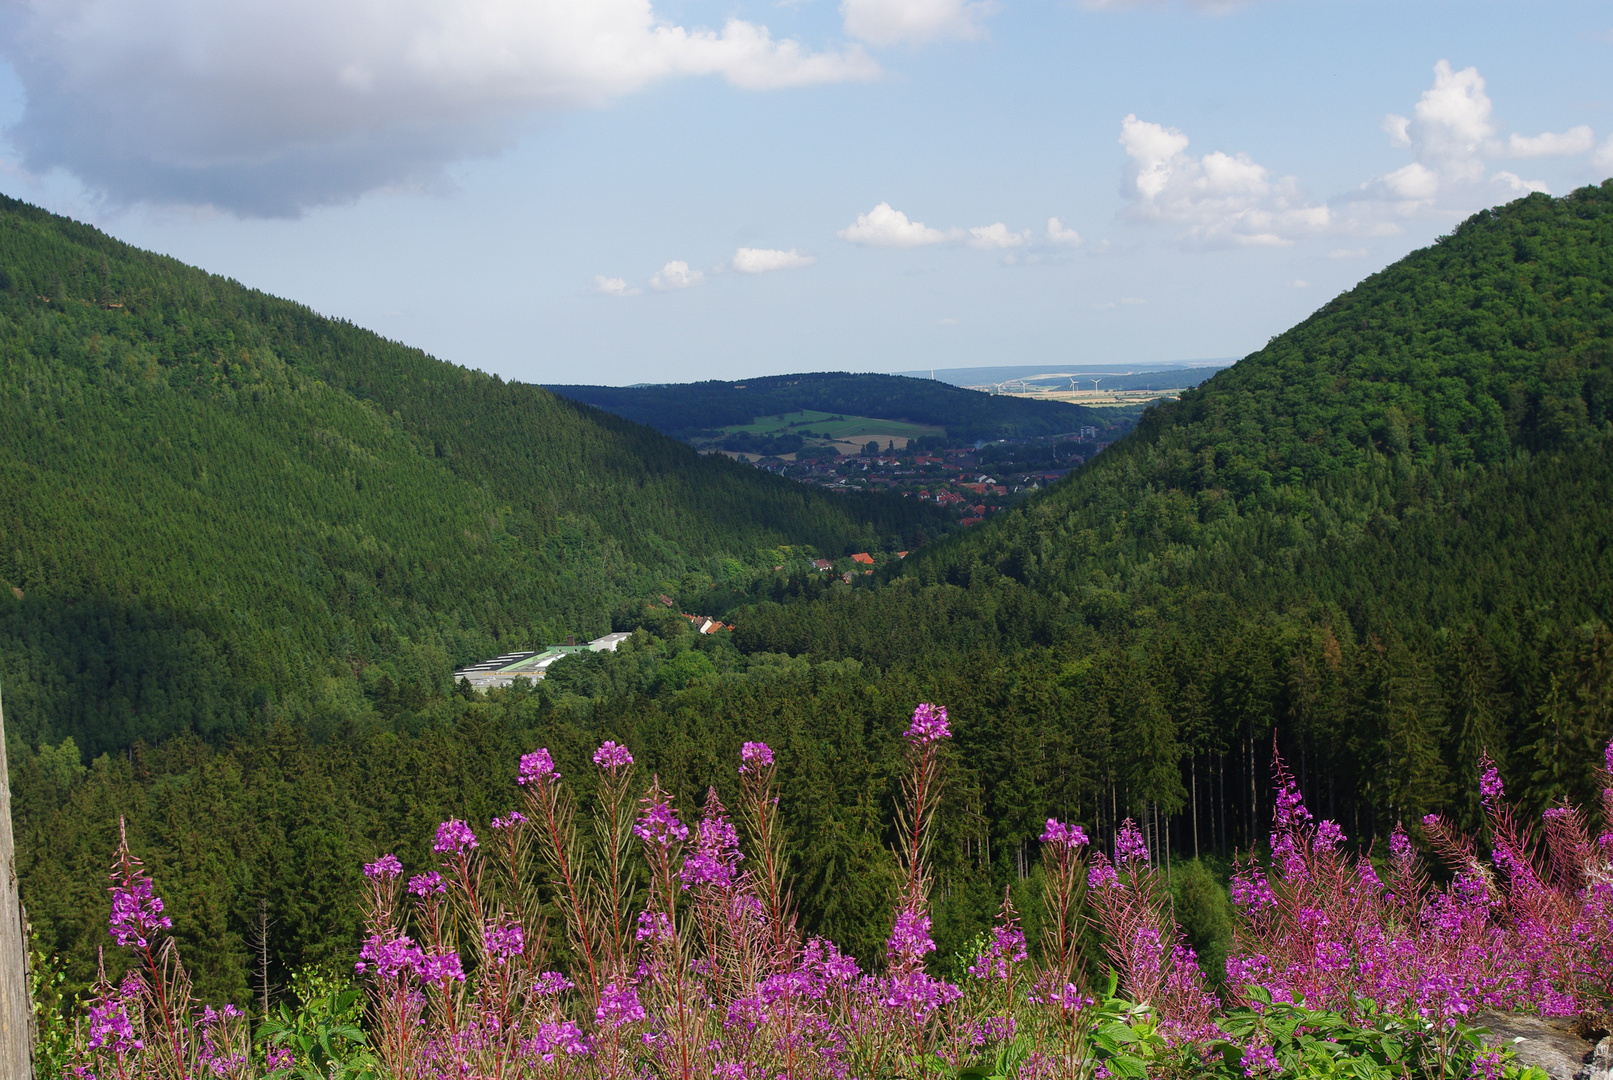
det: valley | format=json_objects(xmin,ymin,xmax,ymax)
[{"xmin": 4, "ymin": 183, "xmax": 1613, "ymax": 1047}]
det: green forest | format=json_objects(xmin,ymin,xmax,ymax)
[
  {"xmin": 0, "ymin": 192, "xmax": 946, "ymax": 759},
  {"xmin": 4, "ymin": 182, "xmax": 1613, "ymax": 1014}
]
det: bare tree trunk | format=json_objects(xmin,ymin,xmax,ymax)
[
  {"xmin": 258, "ymin": 899, "xmax": 272, "ymax": 1021},
  {"xmin": 0, "ymin": 681, "xmax": 35, "ymax": 1078},
  {"xmin": 1191, "ymin": 756, "xmax": 1199, "ymax": 861}
]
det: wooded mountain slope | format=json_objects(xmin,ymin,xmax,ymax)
[
  {"xmin": 729, "ymin": 184, "xmax": 1613, "ymax": 839},
  {"xmin": 0, "ymin": 195, "xmax": 942, "ymax": 755},
  {"xmin": 11, "ymin": 185, "xmax": 1613, "ymax": 1012},
  {"xmin": 546, "ymin": 371, "xmax": 1123, "ymax": 442}
]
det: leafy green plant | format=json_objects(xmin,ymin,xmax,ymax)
[
  {"xmin": 1210, "ymin": 991, "xmax": 1550, "ymax": 1080},
  {"xmin": 28, "ymin": 932, "xmax": 79, "ymax": 1079},
  {"xmin": 255, "ymin": 970, "xmax": 375, "ymax": 1080}
]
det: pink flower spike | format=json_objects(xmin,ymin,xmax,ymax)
[
  {"xmin": 432, "ymin": 819, "xmax": 478, "ymax": 855},
  {"xmin": 593, "ymin": 741, "xmax": 633, "ymax": 769},
  {"xmin": 108, "ymin": 875, "xmax": 173, "ymax": 949},
  {"xmin": 1114, "ymin": 819, "xmax": 1149, "ymax": 867},
  {"xmin": 1040, "ymin": 818, "xmax": 1089, "ymax": 849},
  {"xmin": 518, "ymin": 748, "xmax": 560, "ymax": 786},
  {"xmin": 905, "ymin": 702, "xmax": 950, "ymax": 743},
  {"xmin": 363, "ymin": 853, "xmax": 402, "ymax": 880},
  {"xmin": 1478, "ymin": 754, "xmax": 1504, "ymax": 804},
  {"xmin": 635, "ymin": 798, "xmax": 689, "ymax": 849},
  {"xmin": 740, "ymin": 741, "xmax": 774, "ymax": 772},
  {"xmin": 408, "ymin": 871, "xmax": 446, "ymax": 897}
]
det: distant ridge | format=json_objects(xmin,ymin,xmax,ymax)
[{"xmin": 545, "ymin": 370, "xmax": 1129, "ymax": 443}]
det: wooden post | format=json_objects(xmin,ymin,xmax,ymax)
[{"xmin": 0, "ymin": 680, "xmax": 34, "ymax": 1077}]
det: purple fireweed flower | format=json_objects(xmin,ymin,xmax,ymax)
[
  {"xmin": 363, "ymin": 853, "xmax": 402, "ymax": 880},
  {"xmin": 881, "ymin": 969, "xmax": 963, "ymax": 1016},
  {"xmin": 1242, "ymin": 1042, "xmax": 1281, "ymax": 1077},
  {"xmin": 1027, "ymin": 981, "xmax": 1094, "ymax": 1011},
  {"xmin": 593, "ymin": 741, "xmax": 634, "ymax": 769},
  {"xmin": 490, "ymin": 811, "xmax": 526, "ymax": 830},
  {"xmin": 264, "ymin": 1046, "xmax": 295, "ymax": 1072},
  {"xmin": 595, "ymin": 983, "xmax": 646, "ymax": 1028},
  {"xmin": 1605, "ymin": 741, "xmax": 1613, "ymax": 777},
  {"xmin": 968, "ymin": 1015, "xmax": 1017, "ymax": 1046},
  {"xmin": 484, "ymin": 920, "xmax": 524, "ymax": 964},
  {"xmin": 1040, "ymin": 818, "xmax": 1089, "ymax": 848},
  {"xmin": 1274, "ymin": 776, "xmax": 1312, "ymax": 831},
  {"xmin": 1230, "ymin": 867, "xmax": 1276, "ymax": 911},
  {"xmin": 1223, "ymin": 952, "xmax": 1282, "ymax": 1001},
  {"xmin": 740, "ymin": 741, "xmax": 774, "ymax": 772},
  {"xmin": 1389, "ymin": 823, "xmax": 1413, "ymax": 864},
  {"xmin": 887, "ymin": 908, "xmax": 937, "ymax": 965},
  {"xmin": 1114, "ymin": 820, "xmax": 1149, "ymax": 867},
  {"xmin": 433, "ymin": 819, "xmax": 478, "ymax": 855},
  {"xmin": 87, "ymin": 997, "xmax": 142, "ymax": 1053},
  {"xmin": 904, "ymin": 702, "xmax": 950, "ymax": 743},
  {"xmin": 1479, "ymin": 754, "xmax": 1504, "ymax": 804},
  {"xmin": 108, "ymin": 875, "xmax": 172, "ymax": 949},
  {"xmin": 636, "ymin": 910, "xmax": 674, "ymax": 944},
  {"xmin": 968, "ymin": 923, "xmax": 1029, "ymax": 980},
  {"xmin": 682, "ymin": 800, "xmax": 743, "ymax": 889},
  {"xmin": 1543, "ymin": 806, "xmax": 1572, "ymax": 822},
  {"xmin": 1088, "ymin": 859, "xmax": 1121, "ymax": 890},
  {"xmin": 357, "ymin": 932, "xmax": 424, "ymax": 979},
  {"xmin": 801, "ymin": 936, "xmax": 861, "ymax": 984},
  {"xmin": 533, "ymin": 971, "xmax": 574, "ymax": 996},
  {"xmin": 725, "ymin": 996, "xmax": 769, "ymax": 1031},
  {"xmin": 1316, "ymin": 820, "xmax": 1345, "ymax": 849},
  {"xmin": 634, "ymin": 798, "xmax": 689, "ymax": 849},
  {"xmin": 528, "ymin": 1021, "xmax": 590, "ymax": 1063},
  {"xmin": 419, "ymin": 951, "xmax": 466, "ymax": 985},
  {"xmin": 408, "ymin": 871, "xmax": 446, "ymax": 897},
  {"xmin": 518, "ymin": 748, "xmax": 559, "ymax": 786}
]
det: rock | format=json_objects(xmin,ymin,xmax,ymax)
[
  {"xmin": 1475, "ymin": 1012, "xmax": 1596, "ymax": 1080},
  {"xmin": 1580, "ymin": 1037, "xmax": 1613, "ymax": 1080}
]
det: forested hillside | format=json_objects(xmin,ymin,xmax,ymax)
[
  {"xmin": 733, "ymin": 182, "xmax": 1613, "ymax": 838},
  {"xmin": 0, "ymin": 194, "xmax": 943, "ymax": 756},
  {"xmin": 10, "ymin": 184, "xmax": 1613, "ymax": 1012},
  {"xmin": 546, "ymin": 371, "xmax": 1122, "ymax": 442}
]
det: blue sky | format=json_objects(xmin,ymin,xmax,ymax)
[{"xmin": 0, "ymin": 0, "xmax": 1608, "ymax": 385}]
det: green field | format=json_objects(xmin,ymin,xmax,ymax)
[{"xmin": 719, "ymin": 410, "xmax": 944, "ymax": 442}]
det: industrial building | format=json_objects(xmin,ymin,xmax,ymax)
[{"xmin": 452, "ymin": 632, "xmax": 632, "ymax": 690}]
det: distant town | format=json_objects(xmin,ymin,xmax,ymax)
[{"xmin": 708, "ymin": 429, "xmax": 1110, "ymax": 525}]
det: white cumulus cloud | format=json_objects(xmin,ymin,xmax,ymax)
[
  {"xmin": 2, "ymin": 0, "xmax": 879, "ymax": 215},
  {"xmin": 1507, "ymin": 126, "xmax": 1595, "ymax": 158},
  {"xmin": 1117, "ymin": 114, "xmax": 1331, "ymax": 248},
  {"xmin": 1491, "ymin": 171, "xmax": 1551, "ymax": 196},
  {"xmin": 1597, "ymin": 136, "xmax": 1613, "ymax": 171},
  {"xmin": 1046, "ymin": 217, "xmax": 1084, "ymax": 245},
  {"xmin": 650, "ymin": 261, "xmax": 706, "ymax": 291},
  {"xmin": 838, "ymin": 202, "xmax": 955, "ymax": 246},
  {"xmin": 840, "ymin": 0, "xmax": 994, "ymax": 45},
  {"xmin": 1080, "ymin": 0, "xmax": 1255, "ymax": 11},
  {"xmin": 1338, "ymin": 61, "xmax": 1596, "ymax": 230},
  {"xmin": 594, "ymin": 276, "xmax": 640, "ymax": 297},
  {"xmin": 966, "ymin": 222, "xmax": 1030, "ymax": 249},
  {"xmin": 731, "ymin": 247, "xmax": 816, "ymax": 273}
]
